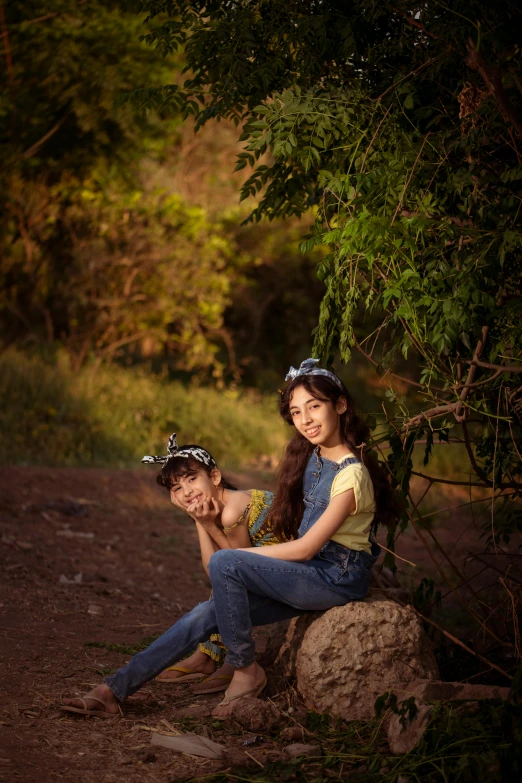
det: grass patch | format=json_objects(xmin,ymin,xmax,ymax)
[
  {"xmin": 0, "ymin": 350, "xmax": 286, "ymax": 469},
  {"xmin": 189, "ymin": 700, "xmax": 519, "ymax": 783},
  {"xmin": 85, "ymin": 636, "xmax": 159, "ymax": 656}
]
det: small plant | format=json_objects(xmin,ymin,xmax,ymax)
[{"xmin": 85, "ymin": 636, "xmax": 159, "ymax": 656}]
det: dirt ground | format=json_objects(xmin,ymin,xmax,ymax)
[{"xmin": 0, "ymin": 466, "xmax": 518, "ymax": 782}]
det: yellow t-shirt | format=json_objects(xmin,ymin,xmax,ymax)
[{"xmin": 330, "ymin": 459, "xmax": 376, "ymax": 554}]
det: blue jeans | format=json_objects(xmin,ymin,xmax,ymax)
[{"xmin": 105, "ymin": 544, "xmax": 376, "ymax": 702}]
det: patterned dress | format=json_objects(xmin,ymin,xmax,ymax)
[{"xmin": 199, "ymin": 489, "xmax": 277, "ymax": 662}]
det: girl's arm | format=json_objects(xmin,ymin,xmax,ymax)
[
  {"xmin": 191, "ymin": 493, "xmax": 252, "ymax": 553},
  {"xmin": 195, "ymin": 522, "xmax": 221, "ymax": 575},
  {"xmin": 238, "ymin": 489, "xmax": 356, "ymax": 562},
  {"xmin": 220, "ymin": 492, "xmax": 252, "ymax": 549}
]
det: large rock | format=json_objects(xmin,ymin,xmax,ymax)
[{"xmin": 296, "ymin": 598, "xmax": 439, "ymax": 721}]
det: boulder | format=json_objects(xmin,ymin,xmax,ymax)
[{"xmin": 296, "ymin": 598, "xmax": 439, "ymax": 721}]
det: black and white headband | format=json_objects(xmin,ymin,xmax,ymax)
[
  {"xmin": 285, "ymin": 358, "xmax": 343, "ymax": 390},
  {"xmin": 141, "ymin": 433, "xmax": 217, "ymax": 469}
]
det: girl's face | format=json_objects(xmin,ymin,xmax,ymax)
[
  {"xmin": 289, "ymin": 385, "xmax": 346, "ymax": 448},
  {"xmin": 169, "ymin": 468, "xmax": 222, "ymax": 513}
]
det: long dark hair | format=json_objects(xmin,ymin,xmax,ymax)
[
  {"xmin": 156, "ymin": 450, "xmax": 237, "ymax": 491},
  {"xmin": 269, "ymin": 375, "xmax": 399, "ymax": 541}
]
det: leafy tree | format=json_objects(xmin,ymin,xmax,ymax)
[
  {"xmin": 131, "ymin": 0, "xmax": 522, "ymax": 651},
  {"xmin": 0, "ymin": 0, "xmax": 324, "ymax": 378},
  {"xmin": 129, "ymin": 0, "xmax": 522, "ymax": 480},
  {"xmin": 0, "ymin": 1, "xmax": 244, "ymax": 375}
]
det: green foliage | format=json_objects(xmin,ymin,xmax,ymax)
[
  {"xmin": 0, "ymin": 350, "xmax": 286, "ymax": 468},
  {"xmin": 2, "ymin": 0, "xmax": 171, "ymax": 177},
  {"xmin": 1, "ymin": 1, "xmax": 326, "ymax": 381},
  {"xmin": 195, "ymin": 697, "xmax": 519, "ymax": 783},
  {"xmin": 130, "ymin": 0, "xmax": 522, "ymax": 548},
  {"xmin": 413, "ymin": 577, "xmax": 442, "ymax": 613},
  {"xmin": 375, "ymin": 691, "xmax": 418, "ymax": 728}
]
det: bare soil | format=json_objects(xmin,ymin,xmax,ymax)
[
  {"xmin": 0, "ymin": 466, "xmax": 518, "ymax": 782},
  {"xmin": 0, "ymin": 466, "xmax": 282, "ymax": 783}
]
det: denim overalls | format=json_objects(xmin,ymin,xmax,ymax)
[
  {"xmin": 105, "ymin": 451, "xmax": 381, "ymax": 700},
  {"xmin": 301, "ymin": 449, "xmax": 381, "ymax": 596}
]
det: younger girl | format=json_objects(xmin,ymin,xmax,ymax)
[
  {"xmin": 62, "ymin": 359, "xmax": 397, "ymax": 719},
  {"xmin": 143, "ymin": 434, "xmax": 277, "ymax": 691}
]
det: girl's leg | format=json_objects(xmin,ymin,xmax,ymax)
[
  {"xmin": 105, "ymin": 598, "xmax": 219, "ymax": 702},
  {"xmin": 155, "ymin": 647, "xmax": 216, "ymax": 682},
  {"xmin": 63, "ymin": 589, "xmax": 302, "ymax": 713},
  {"xmin": 155, "ymin": 635, "xmax": 226, "ymax": 683},
  {"xmin": 208, "ymin": 548, "xmax": 363, "ymax": 669},
  {"xmin": 63, "ymin": 599, "xmax": 219, "ymax": 714},
  {"xmin": 207, "ymin": 548, "xmax": 369, "ymax": 715}
]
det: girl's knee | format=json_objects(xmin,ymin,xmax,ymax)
[{"xmin": 208, "ymin": 548, "xmax": 238, "ymax": 575}]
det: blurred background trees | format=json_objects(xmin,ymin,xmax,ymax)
[{"xmin": 0, "ymin": 0, "xmax": 324, "ymax": 384}]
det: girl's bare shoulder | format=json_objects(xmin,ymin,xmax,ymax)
[{"xmin": 222, "ymin": 490, "xmax": 251, "ymax": 525}]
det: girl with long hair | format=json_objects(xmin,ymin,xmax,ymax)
[{"xmin": 62, "ymin": 359, "xmax": 397, "ymax": 719}]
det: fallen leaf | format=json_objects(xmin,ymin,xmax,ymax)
[
  {"xmin": 59, "ymin": 573, "xmax": 83, "ymax": 584},
  {"xmin": 150, "ymin": 732, "xmax": 225, "ymax": 759}
]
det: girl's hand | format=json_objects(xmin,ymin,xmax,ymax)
[{"xmin": 189, "ymin": 496, "xmax": 220, "ymax": 529}]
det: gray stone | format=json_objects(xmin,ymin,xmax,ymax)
[{"xmin": 386, "ymin": 700, "xmax": 432, "ymax": 754}]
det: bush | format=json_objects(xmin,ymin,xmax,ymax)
[{"xmin": 0, "ymin": 351, "xmax": 286, "ymax": 469}]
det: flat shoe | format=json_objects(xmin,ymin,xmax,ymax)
[
  {"xmin": 192, "ymin": 674, "xmax": 233, "ymax": 695},
  {"xmin": 61, "ymin": 696, "xmax": 121, "ymax": 719},
  {"xmin": 155, "ymin": 665, "xmax": 208, "ymax": 684},
  {"xmin": 212, "ymin": 677, "xmax": 267, "ymax": 718}
]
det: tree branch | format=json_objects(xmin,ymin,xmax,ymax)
[
  {"xmin": 22, "ymin": 116, "xmax": 67, "ymax": 159},
  {"xmin": 377, "ymin": 53, "xmax": 445, "ymax": 102},
  {"xmin": 413, "ymin": 609, "xmax": 512, "ymax": 681},
  {"xmin": 455, "ymin": 325, "xmax": 489, "ymax": 421},
  {"xmin": 466, "ymin": 39, "xmax": 522, "ymax": 139},
  {"xmin": 0, "ymin": 3, "xmax": 13, "ymax": 84},
  {"xmin": 353, "ymin": 335, "xmax": 446, "ymax": 392},
  {"xmin": 404, "ymin": 403, "xmax": 458, "ymax": 428},
  {"xmin": 463, "ymin": 358, "xmax": 522, "ymax": 374},
  {"xmin": 411, "ymin": 470, "xmax": 486, "ymax": 487}
]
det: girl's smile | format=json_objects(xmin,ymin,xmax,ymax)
[
  {"xmin": 169, "ymin": 469, "xmax": 220, "ymax": 511},
  {"xmin": 289, "ymin": 385, "xmax": 347, "ymax": 454}
]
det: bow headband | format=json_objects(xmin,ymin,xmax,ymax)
[
  {"xmin": 141, "ymin": 433, "xmax": 217, "ymax": 469},
  {"xmin": 285, "ymin": 358, "xmax": 343, "ymax": 390}
]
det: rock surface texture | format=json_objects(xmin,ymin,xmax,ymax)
[{"xmin": 296, "ymin": 598, "xmax": 439, "ymax": 721}]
